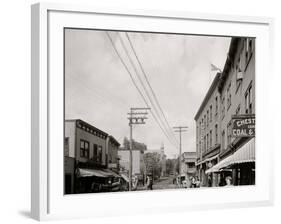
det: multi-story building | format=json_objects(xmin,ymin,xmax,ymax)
[
  {"xmin": 64, "ymin": 119, "xmax": 120, "ymax": 193},
  {"xmin": 118, "ymin": 138, "xmax": 147, "ymax": 177},
  {"xmin": 195, "ymin": 73, "xmax": 221, "ymax": 186},
  {"xmin": 195, "ymin": 37, "xmax": 255, "ymax": 187},
  {"xmin": 180, "ymin": 152, "xmax": 197, "ymax": 183},
  {"xmin": 106, "ymin": 135, "xmax": 120, "ymax": 173},
  {"xmin": 118, "ymin": 149, "xmax": 144, "ymax": 175},
  {"xmin": 215, "ymin": 37, "xmax": 255, "ymax": 186},
  {"xmin": 218, "ymin": 37, "xmax": 255, "ymax": 160}
]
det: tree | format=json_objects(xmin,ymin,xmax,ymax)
[
  {"xmin": 143, "ymin": 152, "xmax": 161, "ymax": 180},
  {"xmin": 166, "ymin": 158, "xmax": 179, "ymax": 175},
  {"xmin": 166, "ymin": 159, "xmax": 174, "ymax": 175}
]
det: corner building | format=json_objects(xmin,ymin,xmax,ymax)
[
  {"xmin": 215, "ymin": 37, "xmax": 255, "ymax": 186},
  {"xmin": 195, "ymin": 37, "xmax": 256, "ymax": 187}
]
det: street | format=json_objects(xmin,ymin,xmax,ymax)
[
  {"xmin": 153, "ymin": 176, "xmax": 177, "ymax": 190},
  {"xmin": 136, "ymin": 175, "xmax": 177, "ymax": 191}
]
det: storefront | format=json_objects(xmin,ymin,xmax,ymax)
[
  {"xmin": 205, "ymin": 137, "xmax": 255, "ymax": 186},
  {"xmin": 75, "ymin": 168, "xmax": 121, "ymax": 193},
  {"xmin": 196, "ymin": 154, "xmax": 219, "ymax": 187},
  {"xmin": 64, "ymin": 156, "xmax": 75, "ymax": 194}
]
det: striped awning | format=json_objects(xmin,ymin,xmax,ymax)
[{"xmin": 206, "ymin": 138, "xmax": 255, "ymax": 174}]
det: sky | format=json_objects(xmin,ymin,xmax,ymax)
[{"xmin": 65, "ymin": 29, "xmax": 231, "ymax": 158}]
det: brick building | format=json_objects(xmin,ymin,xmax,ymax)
[{"xmin": 195, "ymin": 37, "xmax": 255, "ymax": 187}]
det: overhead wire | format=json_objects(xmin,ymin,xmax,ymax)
[
  {"xmin": 118, "ymin": 33, "xmax": 179, "ymax": 148},
  {"xmin": 106, "ymin": 31, "xmax": 178, "ymax": 149},
  {"xmin": 125, "ymin": 32, "xmax": 179, "ymax": 146}
]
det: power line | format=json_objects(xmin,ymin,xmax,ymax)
[
  {"xmin": 117, "ymin": 33, "xmax": 178, "ymax": 147},
  {"xmin": 107, "ymin": 32, "xmax": 178, "ymax": 149},
  {"xmin": 106, "ymin": 32, "xmax": 178, "ymax": 149},
  {"xmin": 118, "ymin": 33, "xmax": 178, "ymax": 148},
  {"xmin": 125, "ymin": 32, "xmax": 179, "ymax": 145}
]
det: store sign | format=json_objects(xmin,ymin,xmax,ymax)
[{"xmin": 231, "ymin": 114, "xmax": 255, "ymax": 137}]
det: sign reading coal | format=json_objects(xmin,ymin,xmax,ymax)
[{"xmin": 231, "ymin": 114, "xmax": 255, "ymax": 137}]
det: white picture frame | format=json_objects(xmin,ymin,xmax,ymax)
[{"xmin": 31, "ymin": 2, "xmax": 274, "ymax": 221}]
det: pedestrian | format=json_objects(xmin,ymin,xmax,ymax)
[
  {"xmin": 190, "ymin": 176, "xmax": 196, "ymax": 188},
  {"xmin": 195, "ymin": 176, "xmax": 201, "ymax": 188},
  {"xmin": 224, "ymin": 176, "xmax": 233, "ymax": 187},
  {"xmin": 208, "ymin": 175, "xmax": 212, "ymax": 187},
  {"xmin": 132, "ymin": 176, "xmax": 138, "ymax": 190},
  {"xmin": 146, "ymin": 176, "xmax": 153, "ymax": 190}
]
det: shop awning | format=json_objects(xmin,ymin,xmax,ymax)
[
  {"xmin": 230, "ymin": 138, "xmax": 255, "ymax": 164},
  {"xmin": 106, "ymin": 169, "xmax": 120, "ymax": 178},
  {"xmin": 206, "ymin": 138, "xmax": 255, "ymax": 174},
  {"xmin": 120, "ymin": 173, "xmax": 129, "ymax": 182},
  {"xmin": 77, "ymin": 168, "xmax": 120, "ymax": 178},
  {"xmin": 205, "ymin": 156, "xmax": 233, "ymax": 174},
  {"xmin": 196, "ymin": 154, "xmax": 219, "ymax": 166}
]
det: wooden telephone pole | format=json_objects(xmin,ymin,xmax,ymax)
[
  {"xmin": 173, "ymin": 126, "xmax": 188, "ymax": 179},
  {"xmin": 127, "ymin": 107, "xmax": 150, "ymax": 191}
]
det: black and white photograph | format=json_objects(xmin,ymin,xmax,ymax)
[{"xmin": 64, "ymin": 29, "xmax": 255, "ymax": 194}]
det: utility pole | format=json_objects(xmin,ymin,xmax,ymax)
[
  {"xmin": 173, "ymin": 126, "xmax": 188, "ymax": 182},
  {"xmin": 128, "ymin": 107, "xmax": 150, "ymax": 191}
]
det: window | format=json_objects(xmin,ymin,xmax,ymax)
[
  {"xmin": 215, "ymin": 97, "xmax": 218, "ymax": 116},
  {"xmin": 204, "ymin": 136, "xmax": 206, "ymax": 152},
  {"xmin": 207, "ymin": 110, "xmax": 209, "ymax": 127},
  {"xmin": 108, "ymin": 154, "xmax": 112, "ymax": 163},
  {"xmin": 204, "ymin": 115, "xmax": 206, "ymax": 130},
  {"xmin": 245, "ymin": 84, "xmax": 253, "ymax": 114},
  {"xmin": 227, "ymin": 121, "xmax": 232, "ymax": 146},
  {"xmin": 245, "ymin": 38, "xmax": 253, "ymax": 68},
  {"xmin": 207, "ymin": 133, "xmax": 209, "ymax": 150},
  {"xmin": 98, "ymin": 146, "xmax": 103, "ymax": 162},
  {"xmin": 221, "ymin": 130, "xmax": 225, "ymax": 150},
  {"xmin": 210, "ymin": 105, "xmax": 212, "ymax": 122},
  {"xmin": 236, "ymin": 57, "xmax": 240, "ymax": 74},
  {"xmin": 236, "ymin": 56, "xmax": 243, "ymax": 91},
  {"xmin": 221, "ymin": 96, "xmax": 225, "ymax": 119},
  {"xmin": 187, "ymin": 162, "xmax": 195, "ymax": 168},
  {"xmin": 80, "ymin": 140, "xmax": 89, "ymax": 158},
  {"xmin": 196, "ymin": 125, "xmax": 199, "ymax": 141},
  {"xmin": 93, "ymin": 144, "xmax": 98, "ymax": 161},
  {"xmin": 215, "ymin": 124, "xmax": 218, "ymax": 144},
  {"xmin": 210, "ymin": 130, "xmax": 212, "ymax": 148},
  {"xmin": 64, "ymin": 137, "xmax": 69, "ymax": 157},
  {"xmin": 227, "ymin": 83, "xmax": 232, "ymax": 110}
]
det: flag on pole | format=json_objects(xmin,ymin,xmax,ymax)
[{"xmin": 210, "ymin": 63, "xmax": 222, "ymax": 72}]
